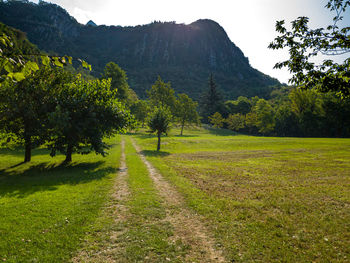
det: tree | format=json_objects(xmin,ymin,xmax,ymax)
[
  {"xmin": 130, "ymin": 100, "xmax": 150, "ymax": 127},
  {"xmin": 0, "ymin": 67, "xmax": 70, "ymax": 162},
  {"xmin": 148, "ymin": 107, "xmax": 172, "ymax": 151},
  {"xmin": 226, "ymin": 113, "xmax": 245, "ymax": 132},
  {"xmin": 253, "ymin": 99, "xmax": 275, "ymax": 135},
  {"xmin": 147, "ymin": 76, "xmax": 176, "ymax": 113},
  {"xmin": 208, "ymin": 112, "xmax": 225, "ymax": 132},
  {"xmin": 48, "ymin": 75, "xmax": 132, "ymax": 162},
  {"xmin": 289, "ymin": 89, "xmax": 323, "ymax": 136},
  {"xmin": 274, "ymin": 104, "xmax": 300, "ymax": 137},
  {"xmin": 200, "ymin": 74, "xmax": 224, "ymax": 122},
  {"xmin": 225, "ymin": 96, "xmax": 252, "ymax": 115},
  {"xmin": 175, "ymin": 93, "xmax": 200, "ymax": 136},
  {"xmin": 102, "ymin": 62, "xmax": 134, "ymax": 104},
  {"xmin": 269, "ymin": 0, "xmax": 350, "ymax": 97}
]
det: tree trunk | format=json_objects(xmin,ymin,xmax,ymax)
[
  {"xmin": 65, "ymin": 144, "xmax": 73, "ymax": 163},
  {"xmin": 180, "ymin": 120, "xmax": 185, "ymax": 136},
  {"xmin": 157, "ymin": 132, "xmax": 161, "ymax": 151},
  {"xmin": 24, "ymin": 136, "xmax": 31, "ymax": 163}
]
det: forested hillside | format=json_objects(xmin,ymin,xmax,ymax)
[{"xmin": 0, "ymin": 0, "xmax": 279, "ymax": 99}]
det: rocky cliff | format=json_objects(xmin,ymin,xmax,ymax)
[{"xmin": 0, "ymin": 1, "xmax": 279, "ymax": 99}]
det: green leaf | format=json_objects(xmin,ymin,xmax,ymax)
[
  {"xmin": 81, "ymin": 60, "xmax": 92, "ymax": 71},
  {"xmin": 3, "ymin": 60, "xmax": 14, "ymax": 73},
  {"xmin": 26, "ymin": 61, "xmax": 39, "ymax": 71},
  {"xmin": 12, "ymin": 72, "xmax": 26, "ymax": 82},
  {"xmin": 41, "ymin": 56, "xmax": 50, "ymax": 66},
  {"xmin": 53, "ymin": 57, "xmax": 64, "ymax": 68},
  {"xmin": 0, "ymin": 37, "xmax": 7, "ymax": 47}
]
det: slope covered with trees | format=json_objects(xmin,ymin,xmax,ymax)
[{"xmin": 0, "ymin": 0, "xmax": 279, "ymax": 99}]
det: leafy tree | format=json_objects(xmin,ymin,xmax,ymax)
[
  {"xmin": 226, "ymin": 113, "xmax": 245, "ymax": 132},
  {"xmin": 200, "ymin": 74, "xmax": 224, "ymax": 122},
  {"xmin": 253, "ymin": 99, "xmax": 275, "ymax": 135},
  {"xmin": 148, "ymin": 107, "xmax": 172, "ymax": 151},
  {"xmin": 0, "ymin": 67, "xmax": 70, "ymax": 162},
  {"xmin": 208, "ymin": 112, "xmax": 225, "ymax": 131},
  {"xmin": 147, "ymin": 76, "xmax": 176, "ymax": 113},
  {"xmin": 102, "ymin": 62, "xmax": 135, "ymax": 104},
  {"xmin": 130, "ymin": 100, "xmax": 150, "ymax": 127},
  {"xmin": 321, "ymin": 93, "xmax": 350, "ymax": 137},
  {"xmin": 225, "ymin": 96, "xmax": 251, "ymax": 115},
  {"xmin": 269, "ymin": 0, "xmax": 350, "ymax": 97},
  {"xmin": 274, "ymin": 104, "xmax": 300, "ymax": 137},
  {"xmin": 48, "ymin": 75, "xmax": 132, "ymax": 162},
  {"xmin": 245, "ymin": 112, "xmax": 259, "ymax": 134},
  {"xmin": 175, "ymin": 93, "xmax": 200, "ymax": 136},
  {"xmin": 289, "ymin": 89, "xmax": 323, "ymax": 136}
]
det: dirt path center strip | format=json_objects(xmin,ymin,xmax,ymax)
[{"xmin": 131, "ymin": 138, "xmax": 226, "ymax": 263}]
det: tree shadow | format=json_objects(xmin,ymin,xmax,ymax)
[
  {"xmin": 0, "ymin": 160, "xmax": 114, "ymax": 198},
  {"xmin": 141, "ymin": 150, "xmax": 171, "ymax": 158},
  {"xmin": 0, "ymin": 147, "xmax": 52, "ymax": 157},
  {"xmin": 206, "ymin": 127, "xmax": 240, "ymax": 136},
  {"xmin": 173, "ymin": 134, "xmax": 199, "ymax": 138}
]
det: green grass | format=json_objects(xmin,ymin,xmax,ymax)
[
  {"xmin": 0, "ymin": 138, "xmax": 121, "ymax": 263},
  {"xmin": 135, "ymin": 127, "xmax": 350, "ymax": 262},
  {"xmin": 116, "ymin": 137, "xmax": 187, "ymax": 262}
]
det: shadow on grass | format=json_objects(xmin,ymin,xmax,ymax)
[
  {"xmin": 0, "ymin": 147, "xmax": 50, "ymax": 157},
  {"xmin": 141, "ymin": 150, "xmax": 171, "ymax": 158},
  {"xmin": 0, "ymin": 161, "xmax": 114, "ymax": 198},
  {"xmin": 173, "ymin": 134, "xmax": 199, "ymax": 138},
  {"xmin": 206, "ymin": 127, "xmax": 240, "ymax": 137}
]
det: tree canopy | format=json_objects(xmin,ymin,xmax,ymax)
[
  {"xmin": 175, "ymin": 93, "xmax": 200, "ymax": 136},
  {"xmin": 148, "ymin": 107, "xmax": 172, "ymax": 151},
  {"xmin": 269, "ymin": 0, "xmax": 350, "ymax": 97}
]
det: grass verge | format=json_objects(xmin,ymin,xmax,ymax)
[{"xmin": 0, "ymin": 137, "xmax": 121, "ymax": 263}]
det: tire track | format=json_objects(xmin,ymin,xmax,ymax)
[
  {"xmin": 72, "ymin": 139, "xmax": 130, "ymax": 262},
  {"xmin": 131, "ymin": 138, "xmax": 226, "ymax": 263}
]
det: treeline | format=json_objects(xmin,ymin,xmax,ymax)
[{"xmin": 201, "ymin": 78, "xmax": 350, "ymax": 137}]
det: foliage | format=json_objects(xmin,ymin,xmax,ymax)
[
  {"xmin": 148, "ymin": 107, "xmax": 172, "ymax": 151},
  {"xmin": 47, "ymin": 75, "xmax": 132, "ymax": 162},
  {"xmin": 200, "ymin": 74, "xmax": 225, "ymax": 122},
  {"xmin": 102, "ymin": 62, "xmax": 136, "ymax": 105},
  {"xmin": 208, "ymin": 112, "xmax": 224, "ymax": 130},
  {"xmin": 289, "ymin": 89, "xmax": 323, "ymax": 136},
  {"xmin": 225, "ymin": 96, "xmax": 252, "ymax": 115},
  {"xmin": 226, "ymin": 113, "xmax": 245, "ymax": 131},
  {"xmin": 252, "ymin": 99, "xmax": 275, "ymax": 135},
  {"xmin": 269, "ymin": 0, "xmax": 350, "ymax": 97},
  {"xmin": 0, "ymin": 22, "xmax": 90, "ymax": 85},
  {"xmin": 147, "ymin": 76, "xmax": 176, "ymax": 113},
  {"xmin": 130, "ymin": 100, "xmax": 150, "ymax": 127},
  {"xmin": 175, "ymin": 93, "xmax": 200, "ymax": 135},
  {"xmin": 0, "ymin": 67, "xmax": 67, "ymax": 162}
]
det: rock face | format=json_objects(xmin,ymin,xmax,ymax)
[{"xmin": 0, "ymin": 1, "xmax": 279, "ymax": 99}]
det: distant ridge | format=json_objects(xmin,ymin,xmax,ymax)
[{"xmin": 0, "ymin": 1, "xmax": 280, "ymax": 99}]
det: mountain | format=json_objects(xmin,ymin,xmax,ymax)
[{"xmin": 0, "ymin": 1, "xmax": 280, "ymax": 99}]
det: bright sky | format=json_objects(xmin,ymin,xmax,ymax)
[{"xmin": 31, "ymin": 0, "xmax": 349, "ymax": 84}]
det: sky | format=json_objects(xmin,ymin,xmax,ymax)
[{"xmin": 30, "ymin": 0, "xmax": 349, "ymax": 84}]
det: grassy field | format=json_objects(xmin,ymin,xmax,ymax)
[
  {"xmin": 0, "ymin": 137, "xmax": 121, "ymax": 262},
  {"xmin": 134, "ymin": 128, "xmax": 350, "ymax": 262},
  {"xmin": 1, "ymin": 128, "xmax": 349, "ymax": 262}
]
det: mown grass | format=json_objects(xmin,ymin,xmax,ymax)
[
  {"xmin": 135, "ymin": 128, "xmax": 350, "ymax": 262},
  {"xmin": 116, "ymin": 137, "xmax": 187, "ymax": 262},
  {"xmin": 0, "ymin": 137, "xmax": 121, "ymax": 263}
]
